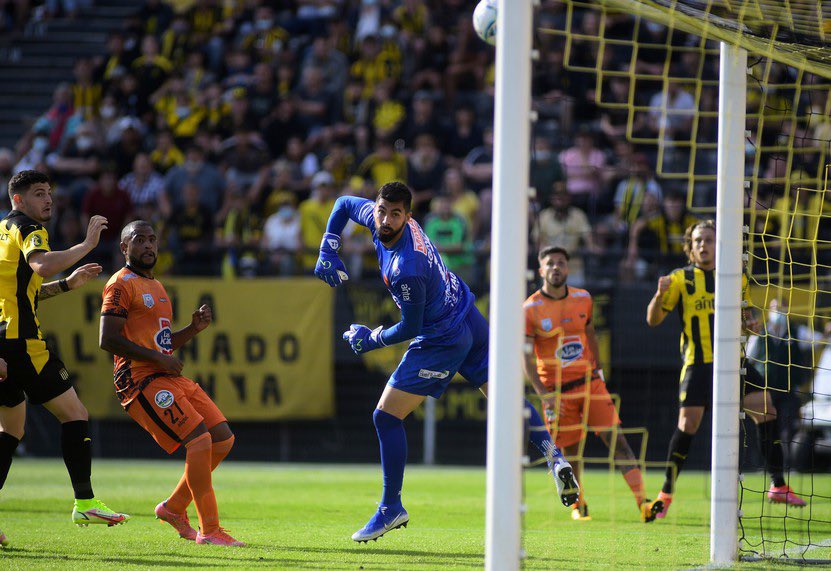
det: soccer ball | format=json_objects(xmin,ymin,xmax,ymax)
[{"xmin": 472, "ymin": 0, "xmax": 497, "ymax": 46}]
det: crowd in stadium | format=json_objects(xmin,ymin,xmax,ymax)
[{"xmin": 1, "ymin": 0, "xmax": 827, "ymax": 290}]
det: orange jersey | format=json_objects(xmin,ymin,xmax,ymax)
[
  {"xmin": 524, "ymin": 287, "xmax": 596, "ymax": 389},
  {"xmin": 101, "ymin": 267, "xmax": 175, "ymax": 405}
]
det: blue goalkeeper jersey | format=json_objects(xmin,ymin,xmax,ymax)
[{"xmin": 335, "ymin": 196, "xmax": 474, "ymax": 339}]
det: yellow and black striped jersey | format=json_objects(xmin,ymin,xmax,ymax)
[
  {"xmin": 660, "ymin": 265, "xmax": 750, "ymax": 366},
  {"xmin": 0, "ymin": 211, "xmax": 50, "ymax": 340}
]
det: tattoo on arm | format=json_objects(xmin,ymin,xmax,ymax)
[{"xmin": 39, "ymin": 281, "xmax": 65, "ymax": 301}]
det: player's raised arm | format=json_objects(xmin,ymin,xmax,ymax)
[
  {"xmin": 39, "ymin": 263, "xmax": 103, "ymax": 301},
  {"xmin": 170, "ymin": 304, "xmax": 212, "ymax": 350},
  {"xmin": 28, "ymin": 216, "xmax": 108, "ymax": 278},
  {"xmin": 646, "ymin": 275, "xmax": 672, "ymax": 326},
  {"xmin": 315, "ymin": 196, "xmax": 374, "ymax": 287}
]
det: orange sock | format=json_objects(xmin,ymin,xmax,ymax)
[
  {"xmin": 167, "ymin": 435, "xmax": 235, "ymax": 514},
  {"xmin": 184, "ymin": 432, "xmax": 219, "ymax": 534},
  {"xmin": 623, "ymin": 467, "xmax": 646, "ymax": 506}
]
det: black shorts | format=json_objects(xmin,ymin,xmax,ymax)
[
  {"xmin": 678, "ymin": 362, "xmax": 765, "ymax": 407},
  {"xmin": 0, "ymin": 340, "xmax": 73, "ymax": 407},
  {"xmin": 679, "ymin": 363, "xmax": 712, "ymax": 407}
]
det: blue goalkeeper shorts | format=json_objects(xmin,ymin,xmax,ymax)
[{"xmin": 388, "ymin": 305, "xmax": 489, "ymax": 399}]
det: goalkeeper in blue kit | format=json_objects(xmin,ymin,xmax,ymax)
[{"xmin": 315, "ymin": 182, "xmax": 578, "ymax": 542}]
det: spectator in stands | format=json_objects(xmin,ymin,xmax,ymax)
[
  {"xmin": 530, "ymin": 136, "xmax": 564, "ymax": 209},
  {"xmin": 247, "ymin": 63, "xmax": 278, "ymax": 129},
  {"xmin": 219, "ymin": 128, "xmax": 270, "ymax": 193},
  {"xmin": 462, "ymin": 125, "xmax": 494, "ymax": 192},
  {"xmin": 133, "ymin": 36, "xmax": 173, "ymax": 110},
  {"xmin": 559, "ymin": 126, "xmax": 607, "ymax": 216},
  {"xmin": 120, "ymin": 153, "xmax": 168, "ymax": 220},
  {"xmin": 533, "ymin": 183, "xmax": 599, "ymax": 287},
  {"xmin": 648, "ymin": 80, "xmax": 696, "ymax": 141},
  {"xmin": 285, "ymin": 135, "xmax": 320, "ymax": 186},
  {"xmin": 150, "ymin": 129, "xmax": 184, "ymax": 174},
  {"xmin": 625, "ymin": 191, "xmax": 699, "ymax": 276},
  {"xmin": 94, "ymin": 31, "xmax": 132, "ymax": 88},
  {"xmin": 160, "ymin": 14, "xmax": 190, "ymax": 68},
  {"xmin": 607, "ymin": 153, "xmax": 663, "ymax": 240},
  {"xmin": 444, "ymin": 167, "xmax": 481, "ymax": 241},
  {"xmin": 424, "ymin": 194, "xmax": 474, "ymax": 284},
  {"xmin": 299, "ymin": 171, "xmax": 337, "ymax": 272},
  {"xmin": 45, "ymin": 120, "xmax": 102, "ymax": 197},
  {"xmin": 407, "ymin": 133, "xmax": 445, "ymax": 218},
  {"xmin": 357, "ymin": 138, "xmax": 406, "ymax": 188},
  {"xmin": 262, "ymin": 97, "xmax": 305, "ymax": 159},
  {"xmin": 169, "ymin": 180, "xmax": 215, "ymax": 276},
  {"xmin": 444, "ymin": 103, "xmax": 482, "ymax": 163},
  {"xmin": 107, "ymin": 117, "xmax": 144, "ymax": 177},
  {"xmin": 71, "ymin": 57, "xmax": 102, "ymax": 121},
  {"xmin": 294, "ymin": 65, "xmax": 336, "ymax": 138},
  {"xmin": 250, "ymin": 159, "xmax": 299, "ymax": 218},
  {"xmin": 262, "ymin": 194, "xmax": 301, "ymax": 276},
  {"xmin": 370, "ymin": 82, "xmax": 406, "ymax": 141},
  {"xmin": 301, "ymin": 36, "xmax": 349, "ymax": 96},
  {"xmin": 138, "ymin": 0, "xmax": 173, "ymax": 38},
  {"xmin": 81, "ymin": 168, "xmax": 132, "ymax": 272},
  {"xmin": 217, "ymin": 188, "xmax": 262, "ymax": 278},
  {"xmin": 402, "ymin": 91, "xmax": 443, "ymax": 147},
  {"xmin": 39, "ymin": 83, "xmax": 75, "ymax": 152},
  {"xmin": 240, "ymin": 5, "xmax": 289, "ymax": 64},
  {"xmin": 164, "ymin": 144, "xmax": 226, "ymax": 212}
]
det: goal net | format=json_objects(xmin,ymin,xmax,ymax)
[{"xmin": 533, "ymin": 0, "xmax": 831, "ymax": 564}]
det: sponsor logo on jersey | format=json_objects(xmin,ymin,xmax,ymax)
[
  {"xmin": 557, "ymin": 336, "xmax": 584, "ymax": 366},
  {"xmin": 525, "ymin": 300, "xmax": 543, "ymax": 308},
  {"xmin": 400, "ymin": 283, "xmax": 411, "ymax": 302},
  {"xmin": 154, "ymin": 390, "xmax": 174, "ymax": 408},
  {"xmin": 159, "ymin": 297, "xmax": 168, "ymax": 303},
  {"xmin": 695, "ymin": 296, "xmax": 714, "ymax": 311},
  {"xmin": 418, "ymin": 369, "xmax": 450, "ymax": 379},
  {"xmin": 155, "ymin": 318, "xmax": 173, "ymax": 355},
  {"xmin": 541, "ymin": 318, "xmax": 553, "ymax": 331},
  {"xmin": 408, "ymin": 219, "xmax": 428, "ymax": 255},
  {"xmin": 143, "ymin": 293, "xmax": 155, "ymax": 308},
  {"xmin": 561, "ymin": 318, "xmax": 572, "ymax": 324},
  {"xmin": 30, "ymin": 234, "xmax": 43, "ymax": 247},
  {"xmin": 122, "ymin": 273, "xmax": 137, "ymax": 281},
  {"xmin": 571, "ymin": 290, "xmax": 590, "ymax": 298}
]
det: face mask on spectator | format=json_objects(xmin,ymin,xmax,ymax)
[
  {"xmin": 76, "ymin": 136, "xmax": 95, "ymax": 152},
  {"xmin": 176, "ymin": 106, "xmax": 190, "ymax": 119},
  {"xmin": 256, "ymin": 19, "xmax": 273, "ymax": 31},
  {"xmin": 278, "ymin": 205, "xmax": 295, "ymax": 219},
  {"xmin": 100, "ymin": 105, "xmax": 117, "ymax": 120}
]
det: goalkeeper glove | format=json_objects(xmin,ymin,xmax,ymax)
[
  {"xmin": 342, "ymin": 324, "xmax": 385, "ymax": 354},
  {"xmin": 314, "ymin": 232, "xmax": 349, "ymax": 287}
]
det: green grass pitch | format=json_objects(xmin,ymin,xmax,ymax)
[{"xmin": 0, "ymin": 459, "xmax": 828, "ymax": 569}]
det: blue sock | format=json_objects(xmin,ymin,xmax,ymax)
[
  {"xmin": 524, "ymin": 399, "xmax": 565, "ymax": 468},
  {"xmin": 373, "ymin": 408, "xmax": 407, "ymax": 509}
]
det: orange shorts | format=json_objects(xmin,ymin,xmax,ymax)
[
  {"xmin": 125, "ymin": 376, "xmax": 227, "ymax": 454},
  {"xmin": 544, "ymin": 377, "xmax": 621, "ymax": 448}
]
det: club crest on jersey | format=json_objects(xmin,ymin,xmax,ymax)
[
  {"xmin": 155, "ymin": 318, "xmax": 173, "ymax": 355},
  {"xmin": 557, "ymin": 337, "xmax": 584, "ymax": 366},
  {"xmin": 143, "ymin": 293, "xmax": 155, "ymax": 308},
  {"xmin": 541, "ymin": 318, "xmax": 553, "ymax": 331},
  {"xmin": 30, "ymin": 234, "xmax": 43, "ymax": 247},
  {"xmin": 154, "ymin": 390, "xmax": 174, "ymax": 409}
]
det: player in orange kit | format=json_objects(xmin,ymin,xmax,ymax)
[
  {"xmin": 523, "ymin": 246, "xmax": 663, "ymax": 523},
  {"xmin": 98, "ymin": 220, "xmax": 243, "ymax": 547}
]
